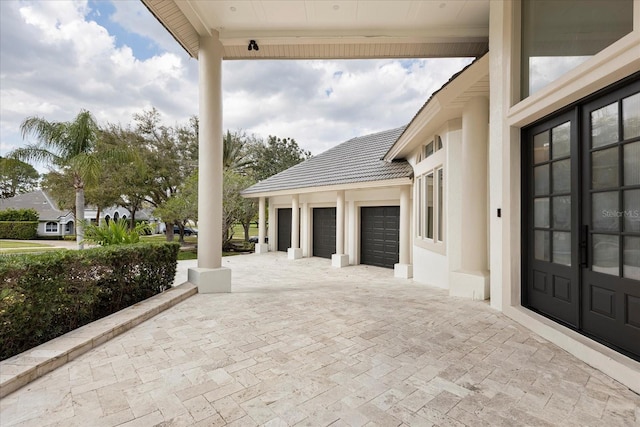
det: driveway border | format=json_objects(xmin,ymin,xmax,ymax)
[{"xmin": 0, "ymin": 282, "xmax": 197, "ymax": 398}]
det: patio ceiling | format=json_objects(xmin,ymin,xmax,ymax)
[{"xmin": 141, "ymin": 0, "xmax": 489, "ymax": 59}]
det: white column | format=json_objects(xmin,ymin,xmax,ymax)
[
  {"xmin": 255, "ymin": 197, "xmax": 268, "ymax": 254},
  {"xmin": 450, "ymin": 96, "xmax": 489, "ymax": 299},
  {"xmin": 394, "ymin": 185, "xmax": 413, "ymax": 278},
  {"xmin": 288, "ymin": 194, "xmax": 302, "ymax": 259},
  {"xmin": 187, "ymin": 32, "xmax": 231, "ymax": 293},
  {"xmin": 332, "ymin": 190, "xmax": 349, "ymax": 267}
]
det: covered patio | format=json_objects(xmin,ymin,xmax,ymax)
[{"xmin": 1, "ymin": 253, "xmax": 638, "ymax": 426}]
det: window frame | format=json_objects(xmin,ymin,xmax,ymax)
[
  {"xmin": 415, "ymin": 165, "xmax": 445, "ymax": 248},
  {"xmin": 45, "ymin": 221, "xmax": 58, "ymax": 233}
]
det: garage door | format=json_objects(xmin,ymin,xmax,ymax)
[
  {"xmin": 313, "ymin": 208, "xmax": 336, "ymax": 259},
  {"xmin": 277, "ymin": 208, "xmax": 292, "ymax": 252},
  {"xmin": 360, "ymin": 206, "xmax": 400, "ymax": 269}
]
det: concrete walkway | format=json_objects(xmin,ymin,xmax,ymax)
[{"xmin": 1, "ymin": 253, "xmax": 638, "ymax": 426}]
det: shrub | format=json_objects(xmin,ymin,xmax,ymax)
[
  {"xmin": 0, "ymin": 242, "xmax": 180, "ymax": 360},
  {"xmin": 0, "ymin": 221, "xmax": 38, "ymax": 239},
  {"xmin": 84, "ymin": 218, "xmax": 150, "ymax": 246},
  {"xmin": 0, "ymin": 208, "xmax": 38, "ymax": 222},
  {"xmin": 0, "ymin": 208, "xmax": 39, "ymax": 239}
]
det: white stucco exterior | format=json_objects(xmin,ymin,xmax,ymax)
[{"xmin": 144, "ymin": 0, "xmax": 640, "ymax": 393}]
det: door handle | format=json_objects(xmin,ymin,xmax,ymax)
[{"xmin": 580, "ymin": 225, "xmax": 589, "ymax": 268}]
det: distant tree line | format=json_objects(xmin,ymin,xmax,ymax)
[{"xmin": 5, "ymin": 108, "xmax": 311, "ymax": 248}]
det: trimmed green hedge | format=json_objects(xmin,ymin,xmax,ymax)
[
  {"xmin": 0, "ymin": 221, "xmax": 38, "ymax": 239},
  {"xmin": 0, "ymin": 242, "xmax": 180, "ymax": 360},
  {"xmin": 0, "ymin": 208, "xmax": 38, "ymax": 222},
  {"xmin": 0, "ymin": 208, "xmax": 39, "ymax": 239}
]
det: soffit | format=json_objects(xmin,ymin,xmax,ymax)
[{"xmin": 141, "ymin": 0, "xmax": 489, "ymax": 59}]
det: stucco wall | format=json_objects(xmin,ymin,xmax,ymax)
[{"xmin": 267, "ymin": 186, "xmax": 406, "ymax": 265}]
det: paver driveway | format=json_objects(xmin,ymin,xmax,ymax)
[{"xmin": 1, "ymin": 253, "xmax": 639, "ymax": 426}]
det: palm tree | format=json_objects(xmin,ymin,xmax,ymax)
[
  {"xmin": 223, "ymin": 130, "xmax": 254, "ymax": 173},
  {"xmin": 12, "ymin": 110, "xmax": 108, "ymax": 249}
]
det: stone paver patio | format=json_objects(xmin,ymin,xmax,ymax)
[{"xmin": 1, "ymin": 253, "xmax": 639, "ymax": 426}]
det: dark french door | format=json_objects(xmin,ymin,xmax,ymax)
[{"xmin": 523, "ymin": 75, "xmax": 640, "ymax": 360}]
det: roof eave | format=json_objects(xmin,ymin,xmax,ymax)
[
  {"xmin": 384, "ymin": 53, "xmax": 489, "ymax": 161},
  {"xmin": 242, "ymin": 177, "xmax": 413, "ymax": 199},
  {"xmin": 141, "ymin": 0, "xmax": 200, "ymax": 58}
]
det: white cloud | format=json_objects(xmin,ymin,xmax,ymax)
[{"xmin": 0, "ymin": 0, "xmax": 473, "ymax": 161}]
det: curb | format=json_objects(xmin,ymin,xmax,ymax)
[{"xmin": 0, "ymin": 282, "xmax": 197, "ymax": 398}]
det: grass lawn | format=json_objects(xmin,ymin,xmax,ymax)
[
  {"xmin": 0, "ymin": 240, "xmax": 55, "ymax": 249},
  {"xmin": 141, "ymin": 234, "xmax": 197, "ymax": 244},
  {"xmin": 0, "ymin": 247, "xmax": 65, "ymax": 255},
  {"xmin": 231, "ymin": 223, "xmax": 259, "ymax": 240}
]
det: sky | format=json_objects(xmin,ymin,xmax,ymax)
[{"xmin": 0, "ymin": 0, "xmax": 474, "ymax": 165}]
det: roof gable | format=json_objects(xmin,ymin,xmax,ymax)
[
  {"xmin": 0, "ymin": 190, "xmax": 71, "ymax": 221},
  {"xmin": 243, "ymin": 126, "xmax": 412, "ymax": 196}
]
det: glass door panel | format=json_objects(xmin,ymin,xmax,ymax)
[{"xmin": 524, "ymin": 76, "xmax": 640, "ymax": 360}]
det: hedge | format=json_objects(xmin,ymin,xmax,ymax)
[
  {"xmin": 0, "ymin": 242, "xmax": 180, "ymax": 360},
  {"xmin": 0, "ymin": 208, "xmax": 39, "ymax": 239},
  {"xmin": 0, "ymin": 221, "xmax": 38, "ymax": 239},
  {"xmin": 0, "ymin": 208, "xmax": 38, "ymax": 222}
]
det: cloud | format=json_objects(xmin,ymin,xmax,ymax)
[
  {"xmin": 0, "ymin": 0, "xmax": 473, "ymax": 162},
  {"xmin": 0, "ymin": 0, "xmax": 196, "ymax": 158},
  {"xmin": 222, "ymin": 57, "xmax": 473, "ymax": 152}
]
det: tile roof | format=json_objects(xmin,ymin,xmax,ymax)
[
  {"xmin": 0, "ymin": 190, "xmax": 71, "ymax": 221},
  {"xmin": 242, "ymin": 126, "xmax": 412, "ymax": 195}
]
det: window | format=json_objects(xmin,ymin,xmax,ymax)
[
  {"xmin": 438, "ymin": 168, "xmax": 444, "ymax": 242},
  {"xmin": 421, "ymin": 135, "xmax": 442, "ymax": 161},
  {"xmin": 416, "ymin": 167, "xmax": 445, "ymax": 244},
  {"xmin": 424, "ymin": 141, "xmax": 434, "ymax": 159},
  {"xmin": 425, "ymin": 173, "xmax": 434, "ymax": 239},
  {"xmin": 45, "ymin": 222, "xmax": 58, "ymax": 233},
  {"xmin": 416, "ymin": 177, "xmax": 423, "ymax": 237},
  {"xmin": 521, "ymin": 0, "xmax": 633, "ymax": 98},
  {"xmin": 66, "ymin": 222, "xmax": 74, "ymax": 233}
]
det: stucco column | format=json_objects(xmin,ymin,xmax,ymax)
[
  {"xmin": 394, "ymin": 185, "xmax": 413, "ymax": 278},
  {"xmin": 255, "ymin": 197, "xmax": 268, "ymax": 254},
  {"xmin": 187, "ymin": 32, "xmax": 231, "ymax": 293},
  {"xmin": 288, "ymin": 194, "xmax": 302, "ymax": 259},
  {"xmin": 332, "ymin": 190, "xmax": 349, "ymax": 267},
  {"xmin": 450, "ymin": 96, "xmax": 489, "ymax": 299}
]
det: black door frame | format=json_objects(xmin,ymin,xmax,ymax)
[
  {"xmin": 521, "ymin": 109, "xmax": 581, "ymax": 329},
  {"xmin": 521, "ymin": 73, "xmax": 640, "ymax": 361}
]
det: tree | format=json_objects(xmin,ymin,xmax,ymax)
[
  {"xmin": 223, "ymin": 170, "xmax": 255, "ymax": 248},
  {"xmin": 221, "ymin": 130, "xmax": 257, "ymax": 241},
  {"xmin": 12, "ymin": 110, "xmax": 131, "ymax": 249},
  {"xmin": 0, "ymin": 157, "xmax": 40, "ymax": 199},
  {"xmin": 40, "ymin": 170, "xmax": 75, "ymax": 210},
  {"xmin": 249, "ymin": 135, "xmax": 312, "ymax": 182},
  {"xmin": 94, "ymin": 124, "xmax": 148, "ymax": 228},
  {"xmin": 223, "ymin": 130, "xmax": 254, "ymax": 174},
  {"xmin": 154, "ymin": 172, "xmax": 198, "ymax": 243},
  {"xmin": 128, "ymin": 108, "xmax": 198, "ymax": 241}
]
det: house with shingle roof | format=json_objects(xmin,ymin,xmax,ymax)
[
  {"xmin": 0, "ymin": 190, "xmax": 75, "ymax": 237},
  {"xmin": 1, "ymin": 191, "xmax": 164, "ymax": 238}
]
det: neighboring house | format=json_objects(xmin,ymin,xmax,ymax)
[
  {"xmin": 0, "ymin": 190, "xmax": 75, "ymax": 237},
  {"xmin": 102, "ymin": 207, "xmax": 162, "ymax": 234},
  {"xmin": 144, "ymin": 0, "xmax": 640, "ymax": 392},
  {"xmin": 0, "ymin": 191, "xmax": 163, "ymax": 236}
]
